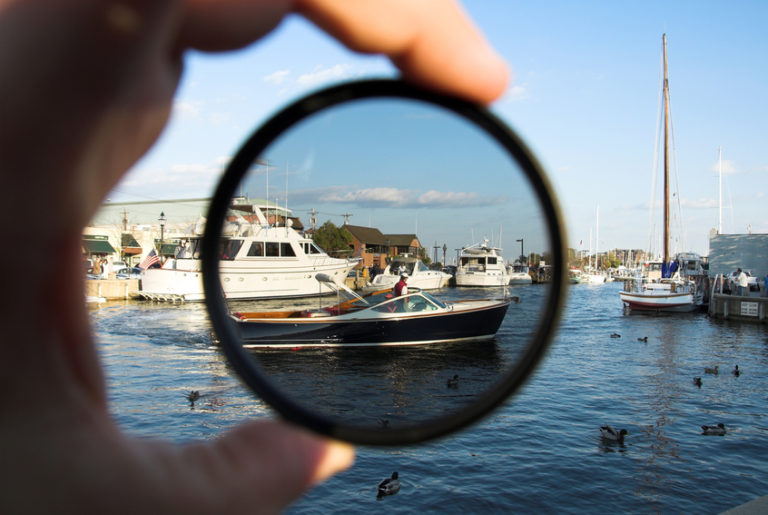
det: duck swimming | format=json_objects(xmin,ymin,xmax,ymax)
[
  {"xmin": 693, "ymin": 377, "xmax": 702, "ymax": 387},
  {"xmin": 447, "ymin": 374, "xmax": 459, "ymax": 388},
  {"xmin": 701, "ymin": 423, "xmax": 726, "ymax": 436},
  {"xmin": 600, "ymin": 425, "xmax": 628, "ymax": 444},
  {"xmin": 637, "ymin": 336, "xmax": 648, "ymax": 342},
  {"xmin": 704, "ymin": 365, "xmax": 719, "ymax": 375},
  {"xmin": 378, "ymin": 472, "xmax": 400, "ymax": 497},
  {"xmin": 610, "ymin": 333, "xmax": 621, "ymax": 338},
  {"xmin": 733, "ymin": 365, "xmax": 741, "ymax": 377},
  {"xmin": 185, "ymin": 390, "xmax": 201, "ymax": 407}
]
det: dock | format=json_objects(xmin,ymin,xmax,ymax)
[
  {"xmin": 708, "ymin": 292, "xmax": 768, "ymax": 323},
  {"xmin": 85, "ymin": 279, "xmax": 140, "ymax": 300}
]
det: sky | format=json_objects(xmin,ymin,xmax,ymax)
[{"xmin": 109, "ymin": 1, "xmax": 768, "ymax": 259}]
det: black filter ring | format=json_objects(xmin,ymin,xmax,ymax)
[{"xmin": 202, "ymin": 79, "xmax": 567, "ymax": 445}]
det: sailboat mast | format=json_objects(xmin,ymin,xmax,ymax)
[
  {"xmin": 718, "ymin": 146, "xmax": 723, "ymax": 234},
  {"xmin": 662, "ymin": 33, "xmax": 670, "ymax": 264}
]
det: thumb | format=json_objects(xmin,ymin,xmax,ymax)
[{"xmin": 181, "ymin": 420, "xmax": 354, "ymax": 513}]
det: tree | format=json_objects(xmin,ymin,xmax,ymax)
[{"xmin": 313, "ymin": 220, "xmax": 353, "ymax": 255}]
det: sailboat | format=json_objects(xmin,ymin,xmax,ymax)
[
  {"xmin": 582, "ymin": 205, "xmax": 607, "ymax": 284},
  {"xmin": 619, "ymin": 34, "xmax": 704, "ymax": 313}
]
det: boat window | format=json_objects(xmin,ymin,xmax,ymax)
[
  {"xmin": 280, "ymin": 243, "xmax": 296, "ymax": 257},
  {"xmin": 247, "ymin": 242, "xmax": 264, "ymax": 257},
  {"xmin": 417, "ymin": 261, "xmax": 429, "ymax": 272},
  {"xmin": 372, "ymin": 298, "xmax": 408, "ymax": 313},
  {"xmin": 421, "ymin": 292, "xmax": 446, "ymax": 309},
  {"xmin": 488, "ymin": 257, "xmax": 497, "ymax": 265},
  {"xmin": 220, "ymin": 239, "xmax": 243, "ymax": 260},
  {"xmin": 265, "ymin": 242, "xmax": 279, "ymax": 257},
  {"xmin": 185, "ymin": 238, "xmax": 203, "ymax": 259},
  {"xmin": 309, "ymin": 242, "xmax": 323, "ymax": 254}
]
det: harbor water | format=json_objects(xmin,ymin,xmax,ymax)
[{"xmin": 91, "ymin": 281, "xmax": 768, "ymax": 513}]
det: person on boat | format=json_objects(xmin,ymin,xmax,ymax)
[
  {"xmin": 394, "ymin": 272, "xmax": 409, "ymax": 297},
  {"xmin": 0, "ymin": 1, "xmax": 509, "ymax": 512}
]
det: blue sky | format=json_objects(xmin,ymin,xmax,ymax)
[{"xmin": 110, "ymin": 1, "xmax": 768, "ymax": 259}]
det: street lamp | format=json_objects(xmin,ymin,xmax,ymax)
[
  {"xmin": 159, "ymin": 211, "xmax": 166, "ymax": 246},
  {"xmin": 516, "ymin": 238, "xmax": 525, "ymax": 265}
]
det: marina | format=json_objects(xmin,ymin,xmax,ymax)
[{"xmin": 92, "ymin": 280, "xmax": 768, "ymax": 513}]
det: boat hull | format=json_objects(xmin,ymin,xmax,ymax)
[
  {"xmin": 619, "ymin": 290, "xmax": 697, "ymax": 312},
  {"xmin": 455, "ymin": 272, "xmax": 509, "ymax": 287},
  {"xmin": 234, "ymin": 300, "xmax": 511, "ymax": 348},
  {"xmin": 140, "ymin": 259, "xmax": 355, "ymax": 301},
  {"xmin": 362, "ymin": 272, "xmax": 450, "ymax": 293}
]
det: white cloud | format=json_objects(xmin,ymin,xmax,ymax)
[
  {"xmin": 313, "ymin": 186, "xmax": 505, "ymax": 209},
  {"xmin": 681, "ymin": 197, "xmax": 717, "ymax": 209},
  {"xmin": 505, "ymin": 84, "xmax": 529, "ymax": 102},
  {"xmin": 297, "ymin": 64, "xmax": 352, "ymax": 86},
  {"xmin": 417, "ymin": 190, "xmax": 480, "ymax": 206},
  {"xmin": 710, "ymin": 159, "xmax": 737, "ymax": 175},
  {"xmin": 322, "ymin": 187, "xmax": 405, "ymax": 205},
  {"xmin": 264, "ymin": 69, "xmax": 291, "ymax": 85},
  {"xmin": 172, "ymin": 100, "xmax": 202, "ymax": 119}
]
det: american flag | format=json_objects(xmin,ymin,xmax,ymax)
[{"xmin": 139, "ymin": 249, "xmax": 160, "ymax": 269}]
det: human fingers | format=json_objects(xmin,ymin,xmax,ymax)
[
  {"xmin": 178, "ymin": 0, "xmax": 294, "ymax": 51},
  {"xmin": 177, "ymin": 420, "xmax": 354, "ymax": 513},
  {"xmin": 294, "ymin": 0, "xmax": 510, "ymax": 104}
]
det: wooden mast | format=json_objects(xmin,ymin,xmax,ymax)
[{"xmin": 662, "ymin": 33, "xmax": 670, "ymax": 266}]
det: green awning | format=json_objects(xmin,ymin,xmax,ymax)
[
  {"xmin": 121, "ymin": 233, "xmax": 141, "ymax": 248},
  {"xmin": 159, "ymin": 243, "xmax": 178, "ymax": 256},
  {"xmin": 83, "ymin": 239, "xmax": 116, "ymax": 254}
]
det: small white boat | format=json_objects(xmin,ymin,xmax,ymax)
[
  {"xmin": 362, "ymin": 254, "xmax": 451, "ymax": 293},
  {"xmin": 582, "ymin": 269, "xmax": 607, "ymax": 285},
  {"xmin": 455, "ymin": 239, "xmax": 509, "ymax": 287},
  {"xmin": 507, "ymin": 263, "xmax": 532, "ymax": 285}
]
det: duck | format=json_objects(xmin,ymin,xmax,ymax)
[
  {"xmin": 637, "ymin": 336, "xmax": 648, "ymax": 342},
  {"xmin": 377, "ymin": 418, "xmax": 390, "ymax": 429},
  {"xmin": 185, "ymin": 390, "xmax": 201, "ymax": 407},
  {"xmin": 733, "ymin": 365, "xmax": 741, "ymax": 377},
  {"xmin": 610, "ymin": 333, "xmax": 621, "ymax": 338},
  {"xmin": 701, "ymin": 423, "xmax": 726, "ymax": 436},
  {"xmin": 377, "ymin": 472, "xmax": 401, "ymax": 497},
  {"xmin": 704, "ymin": 365, "xmax": 719, "ymax": 375},
  {"xmin": 693, "ymin": 377, "xmax": 702, "ymax": 387},
  {"xmin": 447, "ymin": 374, "xmax": 459, "ymax": 388},
  {"xmin": 600, "ymin": 425, "xmax": 628, "ymax": 444}
]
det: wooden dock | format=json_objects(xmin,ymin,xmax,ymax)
[{"xmin": 708, "ymin": 292, "xmax": 768, "ymax": 323}]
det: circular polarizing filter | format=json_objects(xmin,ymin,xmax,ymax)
[{"xmin": 202, "ymin": 79, "xmax": 566, "ymax": 445}]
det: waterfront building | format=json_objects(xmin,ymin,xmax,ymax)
[
  {"xmin": 708, "ymin": 233, "xmax": 768, "ymax": 278},
  {"xmin": 343, "ymin": 224, "xmax": 423, "ymax": 270}
]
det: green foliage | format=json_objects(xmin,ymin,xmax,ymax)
[{"xmin": 313, "ymin": 220, "xmax": 353, "ymax": 253}]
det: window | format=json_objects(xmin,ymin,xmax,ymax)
[
  {"xmin": 247, "ymin": 242, "xmax": 264, "ymax": 256},
  {"xmin": 265, "ymin": 242, "xmax": 279, "ymax": 257},
  {"xmin": 220, "ymin": 240, "xmax": 243, "ymax": 260},
  {"xmin": 281, "ymin": 243, "xmax": 296, "ymax": 257}
]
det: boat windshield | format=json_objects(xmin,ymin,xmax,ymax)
[{"xmin": 419, "ymin": 291, "xmax": 447, "ymax": 309}]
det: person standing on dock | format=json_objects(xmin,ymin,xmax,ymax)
[{"xmin": 737, "ymin": 268, "xmax": 748, "ymax": 296}]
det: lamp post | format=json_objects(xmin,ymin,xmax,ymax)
[
  {"xmin": 159, "ymin": 211, "xmax": 166, "ymax": 247},
  {"xmin": 516, "ymin": 238, "xmax": 525, "ymax": 265}
]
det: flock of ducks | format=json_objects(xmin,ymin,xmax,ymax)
[{"xmin": 604, "ymin": 333, "xmax": 740, "ymax": 442}]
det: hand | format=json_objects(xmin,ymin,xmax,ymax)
[{"xmin": 0, "ymin": 1, "xmax": 508, "ymax": 512}]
